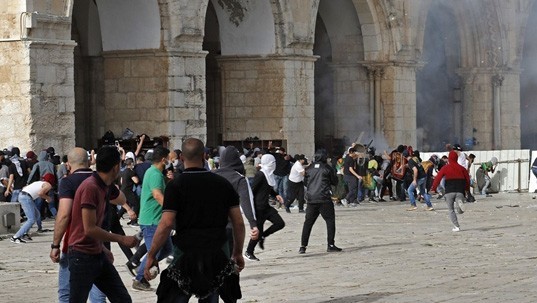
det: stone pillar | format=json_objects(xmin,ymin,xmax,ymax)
[
  {"xmin": 218, "ymin": 55, "xmax": 315, "ymax": 155},
  {"xmin": 459, "ymin": 72, "xmax": 476, "ymax": 148},
  {"xmin": 101, "ymin": 49, "xmax": 207, "ymax": 150},
  {"xmin": 381, "ymin": 63, "xmax": 419, "ymax": 148},
  {"xmin": 374, "ymin": 68, "xmax": 384, "ymax": 135},
  {"xmin": 492, "ymin": 74, "xmax": 504, "ymax": 150},
  {"xmin": 0, "ymin": 6, "xmax": 76, "ymax": 155}
]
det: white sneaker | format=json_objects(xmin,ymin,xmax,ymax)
[
  {"xmin": 452, "ymin": 226, "xmax": 460, "ymax": 232},
  {"xmin": 340, "ymin": 199, "xmax": 348, "ymax": 207}
]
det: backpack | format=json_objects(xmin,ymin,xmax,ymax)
[
  {"xmin": 363, "ymin": 172, "xmax": 376, "ymax": 190},
  {"xmin": 421, "ymin": 160, "xmax": 434, "ymax": 174},
  {"xmin": 391, "ymin": 152, "xmax": 407, "ymax": 181},
  {"xmin": 102, "ymin": 130, "xmax": 115, "ymax": 145}
]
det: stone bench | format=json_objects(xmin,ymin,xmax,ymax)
[{"xmin": 0, "ymin": 202, "xmax": 21, "ymax": 235}]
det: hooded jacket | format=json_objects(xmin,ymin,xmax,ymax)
[
  {"xmin": 304, "ymin": 150, "xmax": 338, "ymax": 204},
  {"xmin": 214, "ymin": 146, "xmax": 257, "ymax": 229},
  {"xmin": 430, "ymin": 151, "xmax": 470, "ymax": 194},
  {"xmin": 28, "ymin": 151, "xmax": 56, "ymax": 184}
]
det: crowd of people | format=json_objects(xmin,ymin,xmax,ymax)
[{"xmin": 2, "ymin": 135, "xmax": 503, "ymax": 302}]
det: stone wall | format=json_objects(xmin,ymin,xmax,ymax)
[
  {"xmin": 218, "ymin": 55, "xmax": 315, "ymax": 155},
  {"xmin": 102, "ymin": 50, "xmax": 208, "ymax": 150},
  {"xmin": 0, "ymin": 42, "xmax": 33, "ymax": 152},
  {"xmin": 103, "ymin": 51, "xmax": 170, "ymax": 143}
]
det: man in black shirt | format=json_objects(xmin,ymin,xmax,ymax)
[
  {"xmin": 5, "ymin": 147, "xmax": 28, "ymax": 203},
  {"xmin": 299, "ymin": 150, "xmax": 341, "ymax": 254},
  {"xmin": 404, "ymin": 150, "xmax": 434, "ymax": 211},
  {"xmin": 144, "ymin": 138, "xmax": 245, "ymax": 302},
  {"xmin": 342, "ymin": 148, "xmax": 360, "ymax": 207}
]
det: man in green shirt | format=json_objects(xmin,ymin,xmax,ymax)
[{"xmin": 133, "ymin": 146, "xmax": 171, "ymax": 291}]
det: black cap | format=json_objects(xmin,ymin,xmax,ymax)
[{"xmin": 453, "ymin": 144, "xmax": 462, "ymax": 151}]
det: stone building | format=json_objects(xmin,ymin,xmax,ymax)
[{"xmin": 1, "ymin": 0, "xmax": 536, "ymax": 155}]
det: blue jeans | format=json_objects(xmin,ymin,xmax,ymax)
[
  {"xmin": 273, "ymin": 175, "xmax": 288, "ymax": 202},
  {"xmin": 135, "ymin": 224, "xmax": 173, "ymax": 281},
  {"xmin": 35, "ymin": 195, "xmax": 58, "ymax": 230},
  {"xmin": 68, "ymin": 250, "xmax": 131, "ymax": 303},
  {"xmin": 14, "ymin": 193, "xmax": 38, "ymax": 238},
  {"xmin": 58, "ymin": 253, "xmax": 106, "ymax": 303},
  {"xmin": 407, "ymin": 177, "xmax": 432, "ymax": 207},
  {"xmin": 10, "ymin": 189, "xmax": 21, "ymax": 203}
]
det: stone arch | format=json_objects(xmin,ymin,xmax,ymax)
[
  {"xmin": 158, "ymin": 0, "xmax": 210, "ymax": 51},
  {"xmin": 95, "ymin": 0, "xmax": 160, "ymax": 51},
  {"xmin": 210, "ymin": 0, "xmax": 276, "ymax": 55},
  {"xmin": 351, "ymin": 0, "xmax": 382, "ymax": 60}
]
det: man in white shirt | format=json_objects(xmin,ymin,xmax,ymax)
[{"xmin": 285, "ymin": 154, "xmax": 307, "ymax": 213}]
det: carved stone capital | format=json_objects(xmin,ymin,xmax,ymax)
[{"xmin": 492, "ymin": 74, "xmax": 504, "ymax": 87}]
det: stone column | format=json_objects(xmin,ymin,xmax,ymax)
[
  {"xmin": 492, "ymin": 74, "xmax": 504, "ymax": 150},
  {"xmin": 374, "ymin": 68, "xmax": 384, "ymax": 135},
  {"xmin": 381, "ymin": 63, "xmax": 419, "ymax": 148},
  {"xmin": 367, "ymin": 68, "xmax": 375, "ymax": 135},
  {"xmin": 459, "ymin": 71, "xmax": 476, "ymax": 148},
  {"xmin": 0, "ymin": 8, "xmax": 76, "ymax": 155},
  {"xmin": 217, "ymin": 55, "xmax": 316, "ymax": 155}
]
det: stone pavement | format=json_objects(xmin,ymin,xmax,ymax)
[{"xmin": 1, "ymin": 192, "xmax": 537, "ymax": 302}]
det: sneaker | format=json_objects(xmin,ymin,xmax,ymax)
[
  {"xmin": 425, "ymin": 206, "xmax": 435, "ymax": 211},
  {"xmin": 125, "ymin": 261, "xmax": 138, "ymax": 277},
  {"xmin": 21, "ymin": 233, "xmax": 33, "ymax": 241},
  {"xmin": 340, "ymin": 199, "xmax": 348, "ymax": 207},
  {"xmin": 452, "ymin": 226, "xmax": 460, "ymax": 232},
  {"xmin": 390, "ymin": 196, "xmax": 398, "ymax": 201},
  {"xmin": 298, "ymin": 246, "xmax": 306, "ymax": 254},
  {"xmin": 298, "ymin": 209, "xmax": 305, "ymax": 213},
  {"xmin": 244, "ymin": 252, "xmax": 260, "ymax": 261},
  {"xmin": 132, "ymin": 278, "xmax": 152, "ymax": 291},
  {"xmin": 378, "ymin": 198, "xmax": 386, "ymax": 202},
  {"xmin": 10, "ymin": 237, "xmax": 26, "ymax": 244},
  {"xmin": 437, "ymin": 194, "xmax": 444, "ymax": 200},
  {"xmin": 327, "ymin": 245, "xmax": 342, "ymax": 252},
  {"xmin": 485, "ymin": 194, "xmax": 493, "ymax": 197},
  {"xmin": 285, "ymin": 207, "xmax": 291, "ymax": 213},
  {"xmin": 350, "ymin": 202, "xmax": 358, "ymax": 207},
  {"xmin": 368, "ymin": 197, "xmax": 378, "ymax": 203},
  {"xmin": 406, "ymin": 206, "xmax": 418, "ymax": 211},
  {"xmin": 258, "ymin": 237, "xmax": 265, "ymax": 250}
]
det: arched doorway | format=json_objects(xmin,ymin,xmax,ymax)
[
  {"xmin": 72, "ymin": 0, "xmax": 104, "ymax": 149},
  {"xmin": 416, "ymin": 0, "xmax": 461, "ymax": 151},
  {"xmin": 203, "ymin": 1, "xmax": 222, "ymax": 148},
  {"xmin": 314, "ymin": 0, "xmax": 367, "ymax": 156}
]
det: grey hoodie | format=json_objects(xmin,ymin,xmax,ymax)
[
  {"xmin": 28, "ymin": 151, "xmax": 56, "ymax": 184},
  {"xmin": 215, "ymin": 146, "xmax": 257, "ymax": 229}
]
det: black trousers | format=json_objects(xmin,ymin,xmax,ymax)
[
  {"xmin": 344, "ymin": 175, "xmax": 359, "ymax": 203},
  {"xmin": 246, "ymin": 207, "xmax": 285, "ymax": 253},
  {"xmin": 301, "ymin": 202, "xmax": 335, "ymax": 247},
  {"xmin": 285, "ymin": 181, "xmax": 305, "ymax": 210}
]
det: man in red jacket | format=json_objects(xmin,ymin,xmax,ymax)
[{"xmin": 430, "ymin": 150, "xmax": 470, "ymax": 232}]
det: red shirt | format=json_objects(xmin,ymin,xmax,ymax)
[{"xmin": 69, "ymin": 172, "xmax": 110, "ymax": 255}]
